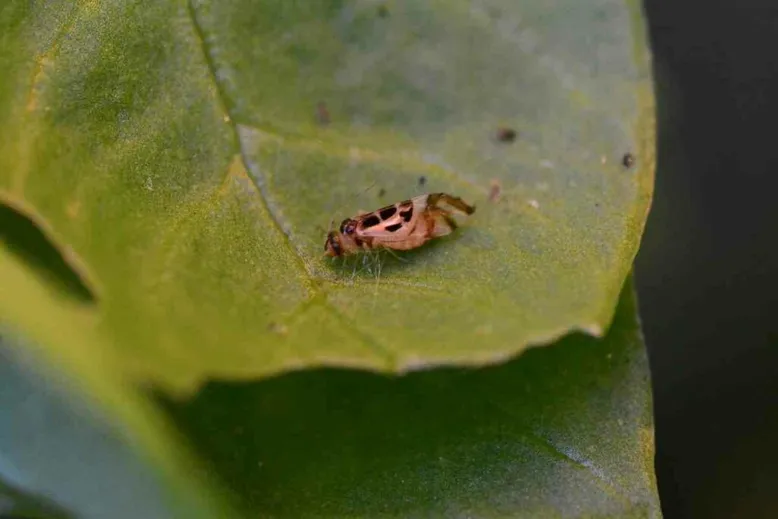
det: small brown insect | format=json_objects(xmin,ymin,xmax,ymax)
[{"xmin": 324, "ymin": 192, "xmax": 476, "ymax": 257}]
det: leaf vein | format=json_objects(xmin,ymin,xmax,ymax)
[
  {"xmin": 320, "ymin": 299, "xmax": 395, "ymax": 366},
  {"xmin": 186, "ymin": 0, "xmax": 316, "ymax": 281},
  {"xmin": 532, "ymin": 433, "xmax": 633, "ymax": 504}
]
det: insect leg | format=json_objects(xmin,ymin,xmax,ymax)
[
  {"xmin": 383, "ymin": 247, "xmax": 409, "ymax": 263},
  {"xmin": 428, "ymin": 193, "xmax": 476, "ymax": 215},
  {"xmin": 426, "ymin": 208, "xmax": 458, "ymax": 238},
  {"xmin": 362, "ymin": 253, "xmax": 372, "ymax": 275},
  {"xmin": 373, "ymin": 250, "xmax": 383, "ymax": 303},
  {"xmin": 440, "ymin": 211, "xmax": 458, "ymax": 231},
  {"xmin": 351, "ymin": 254, "xmax": 359, "ymax": 281}
]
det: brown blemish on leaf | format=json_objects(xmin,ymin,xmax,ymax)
[
  {"xmin": 622, "ymin": 152, "xmax": 636, "ymax": 168},
  {"xmin": 26, "ymin": 56, "xmax": 51, "ymax": 113},
  {"xmin": 65, "ymin": 199, "xmax": 81, "ymax": 219},
  {"xmin": 488, "ymin": 179, "xmax": 501, "ymax": 203},
  {"xmin": 495, "ymin": 127, "xmax": 517, "ymax": 143},
  {"xmin": 268, "ymin": 321, "xmax": 288, "ymax": 336},
  {"xmin": 315, "ymin": 101, "xmax": 330, "ymax": 125}
]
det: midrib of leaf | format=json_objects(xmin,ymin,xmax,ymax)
[
  {"xmin": 470, "ymin": 384, "xmax": 634, "ymax": 505},
  {"xmin": 185, "ymin": 0, "xmax": 311, "ymax": 277}
]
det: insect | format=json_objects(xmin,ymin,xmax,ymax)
[{"xmin": 324, "ymin": 192, "xmax": 476, "ymax": 257}]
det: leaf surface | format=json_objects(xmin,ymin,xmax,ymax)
[{"xmin": 0, "ymin": 0, "xmax": 653, "ymax": 390}]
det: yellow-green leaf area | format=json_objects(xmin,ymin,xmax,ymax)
[{"xmin": 0, "ymin": 0, "xmax": 654, "ymax": 391}]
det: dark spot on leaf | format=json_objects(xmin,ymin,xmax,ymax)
[
  {"xmin": 488, "ymin": 180, "xmax": 501, "ymax": 202},
  {"xmin": 400, "ymin": 208, "xmax": 413, "ymax": 222},
  {"xmin": 385, "ymin": 223, "xmax": 403, "ymax": 232},
  {"xmin": 377, "ymin": 4, "xmax": 389, "ymax": 17},
  {"xmin": 315, "ymin": 101, "xmax": 330, "ymax": 125},
  {"xmin": 361, "ymin": 215, "xmax": 381, "ymax": 228},
  {"xmin": 496, "ymin": 127, "xmax": 517, "ymax": 143},
  {"xmin": 418, "ymin": 176, "xmax": 426, "ymax": 186},
  {"xmin": 379, "ymin": 206, "xmax": 397, "ymax": 220},
  {"xmin": 378, "ymin": 188, "xmax": 386, "ymax": 197},
  {"xmin": 267, "ymin": 322, "xmax": 288, "ymax": 335},
  {"xmin": 622, "ymin": 152, "xmax": 635, "ymax": 168}
]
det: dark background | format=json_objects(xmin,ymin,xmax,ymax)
[{"xmin": 637, "ymin": 1, "xmax": 778, "ymax": 517}]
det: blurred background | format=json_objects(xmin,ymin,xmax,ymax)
[{"xmin": 637, "ymin": 1, "xmax": 778, "ymax": 517}]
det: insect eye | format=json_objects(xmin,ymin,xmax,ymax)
[{"xmin": 339, "ymin": 219, "xmax": 356, "ymax": 235}]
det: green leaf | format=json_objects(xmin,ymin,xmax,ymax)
[
  {"xmin": 161, "ymin": 277, "xmax": 659, "ymax": 518},
  {"xmin": 0, "ymin": 0, "xmax": 654, "ymax": 392},
  {"xmin": 0, "ymin": 251, "xmax": 237, "ymax": 519}
]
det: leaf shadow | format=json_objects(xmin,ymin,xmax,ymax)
[{"xmin": 0, "ymin": 201, "xmax": 95, "ymax": 303}]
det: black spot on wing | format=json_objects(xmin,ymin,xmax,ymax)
[
  {"xmin": 385, "ymin": 222, "xmax": 403, "ymax": 232},
  {"xmin": 379, "ymin": 206, "xmax": 397, "ymax": 220},
  {"xmin": 361, "ymin": 215, "xmax": 381, "ymax": 228},
  {"xmin": 400, "ymin": 207, "xmax": 413, "ymax": 222}
]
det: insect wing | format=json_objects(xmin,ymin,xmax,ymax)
[{"xmin": 355, "ymin": 196, "xmax": 425, "ymax": 241}]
